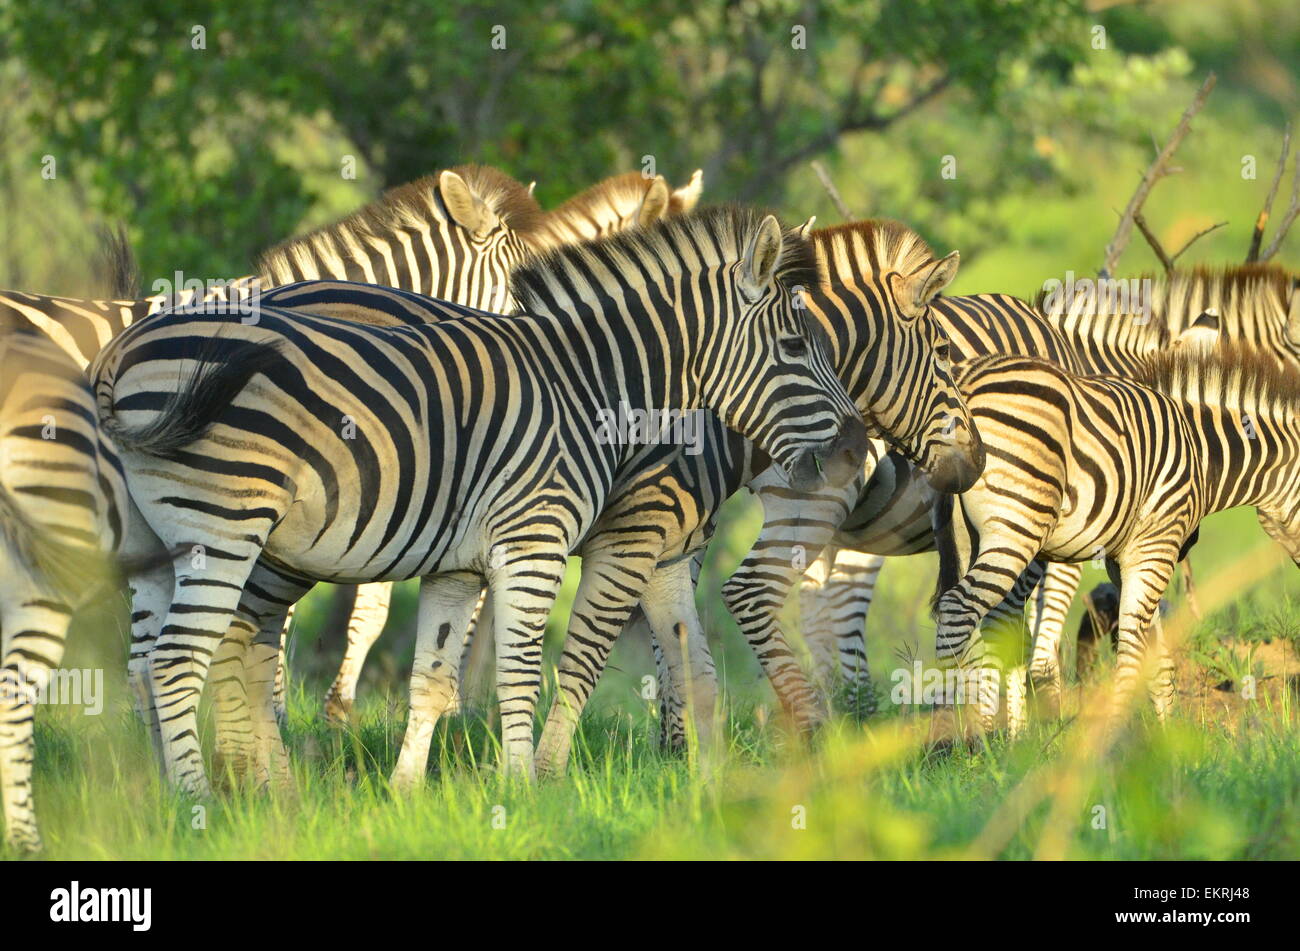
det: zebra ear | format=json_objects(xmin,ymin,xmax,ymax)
[
  {"xmin": 1175, "ymin": 308, "xmax": 1220, "ymax": 350},
  {"xmin": 670, "ymin": 169, "xmax": 704, "ymax": 214},
  {"xmin": 527, "ymin": 180, "xmax": 537, "ymax": 197},
  {"xmin": 894, "ymin": 251, "xmax": 960, "ymax": 320},
  {"xmin": 742, "ymin": 214, "xmax": 785, "ymax": 299},
  {"xmin": 637, "ymin": 176, "xmax": 671, "ymax": 227},
  {"xmin": 796, "ymin": 216, "xmax": 817, "ymax": 240},
  {"xmin": 439, "ymin": 170, "xmax": 498, "ymax": 236}
]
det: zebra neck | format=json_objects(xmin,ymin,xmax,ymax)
[
  {"xmin": 1184, "ymin": 401, "xmax": 1300, "ymax": 515},
  {"xmin": 1048, "ymin": 309, "xmax": 1163, "ymax": 375},
  {"xmin": 521, "ymin": 305, "xmax": 687, "ymax": 424}
]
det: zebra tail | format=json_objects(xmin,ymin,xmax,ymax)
[
  {"xmin": 98, "ymin": 338, "xmax": 283, "ymax": 459},
  {"xmin": 95, "ymin": 222, "xmax": 141, "ymax": 299}
]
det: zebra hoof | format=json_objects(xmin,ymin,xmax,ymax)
[
  {"xmin": 5, "ymin": 823, "xmax": 43, "ymax": 854},
  {"xmin": 323, "ymin": 693, "xmax": 354, "ymax": 728}
]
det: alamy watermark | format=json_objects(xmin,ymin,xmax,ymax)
[
  {"xmin": 1039, "ymin": 271, "xmax": 1154, "ymax": 324},
  {"xmin": 889, "ymin": 661, "xmax": 997, "ymax": 706},
  {"xmin": 0, "ymin": 667, "xmax": 104, "ymax": 715},
  {"xmin": 150, "ymin": 271, "xmax": 263, "ymax": 322},
  {"xmin": 594, "ymin": 402, "xmax": 705, "ymax": 455}
]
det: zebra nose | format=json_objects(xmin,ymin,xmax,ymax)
[
  {"xmin": 815, "ymin": 414, "xmax": 870, "ymax": 488},
  {"xmin": 929, "ymin": 434, "xmax": 985, "ymax": 493}
]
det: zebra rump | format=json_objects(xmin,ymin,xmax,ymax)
[{"xmin": 96, "ymin": 336, "xmax": 283, "ymax": 460}]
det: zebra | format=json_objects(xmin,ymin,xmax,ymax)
[
  {"xmin": 529, "ymin": 169, "xmax": 703, "ymax": 246},
  {"xmin": 296, "ymin": 167, "xmax": 707, "ymax": 726},
  {"xmin": 91, "ymin": 206, "xmax": 869, "ymax": 795},
  {"xmin": 792, "ymin": 260, "xmax": 1298, "ymax": 728},
  {"xmin": 528, "ymin": 219, "xmax": 986, "ymax": 772},
  {"xmin": 1019, "ymin": 265, "xmax": 1300, "ymax": 713},
  {"xmin": 0, "ymin": 327, "xmax": 130, "ymax": 852},
  {"xmin": 931, "ymin": 342, "xmax": 1300, "ymax": 735}
]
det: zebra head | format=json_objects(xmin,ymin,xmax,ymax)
[
  {"xmin": 256, "ymin": 164, "xmax": 544, "ymax": 316},
  {"xmin": 700, "ymin": 209, "xmax": 868, "ymax": 492},
  {"xmin": 882, "ymin": 254, "xmax": 984, "ymax": 493},
  {"xmin": 807, "ymin": 222, "xmax": 985, "ymax": 494}
]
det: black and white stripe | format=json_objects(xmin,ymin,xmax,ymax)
[
  {"xmin": 94, "ymin": 206, "xmax": 866, "ymax": 794},
  {"xmin": 0, "ymin": 328, "xmax": 129, "ymax": 851}
]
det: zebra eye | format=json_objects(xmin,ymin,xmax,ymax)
[
  {"xmin": 934, "ymin": 342, "xmax": 951, "ymax": 369},
  {"xmin": 780, "ymin": 336, "xmax": 809, "ymax": 359}
]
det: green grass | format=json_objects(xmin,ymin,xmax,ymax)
[
  {"xmin": 15, "ymin": 673, "xmax": 1299, "ymax": 860},
  {"xmin": 10, "ymin": 503, "xmax": 1300, "ymax": 860}
]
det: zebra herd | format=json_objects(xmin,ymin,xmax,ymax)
[{"xmin": 0, "ymin": 161, "xmax": 1296, "ymax": 853}]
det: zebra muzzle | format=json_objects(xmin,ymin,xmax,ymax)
[{"xmin": 788, "ymin": 415, "xmax": 870, "ymax": 491}]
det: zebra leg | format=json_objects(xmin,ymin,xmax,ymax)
[
  {"xmin": 209, "ymin": 633, "xmax": 256, "ymax": 785},
  {"xmin": 271, "ymin": 603, "xmax": 293, "ymax": 728},
  {"xmin": 823, "ymin": 550, "xmax": 887, "ymax": 719},
  {"xmin": 933, "ymin": 536, "xmax": 1040, "ymax": 746},
  {"xmin": 456, "ymin": 589, "xmax": 494, "ymax": 715},
  {"xmin": 1025, "ymin": 562, "xmax": 1082, "ymax": 718},
  {"xmin": 491, "ymin": 550, "xmax": 568, "ymax": 779},
  {"xmin": 324, "ymin": 581, "xmax": 394, "ymax": 725},
  {"xmin": 799, "ymin": 548, "xmax": 839, "ymax": 698},
  {"xmin": 1146, "ymin": 613, "xmax": 1175, "ymax": 723},
  {"xmin": 229, "ymin": 566, "xmax": 312, "ymax": 790},
  {"xmin": 0, "ymin": 572, "xmax": 72, "ymax": 853},
  {"xmin": 536, "ymin": 550, "xmax": 659, "ymax": 777},
  {"xmin": 150, "ymin": 549, "xmax": 265, "ymax": 799},
  {"xmin": 722, "ymin": 473, "xmax": 857, "ymax": 735},
  {"xmin": 391, "ymin": 571, "xmax": 483, "ymax": 792},
  {"xmin": 640, "ymin": 559, "xmax": 718, "ymax": 757},
  {"xmin": 650, "ymin": 552, "xmax": 707, "ymax": 750},
  {"xmin": 123, "ymin": 495, "xmax": 172, "ymax": 757},
  {"xmin": 983, "ymin": 560, "xmax": 1043, "ymax": 737},
  {"xmin": 1108, "ymin": 549, "xmax": 1179, "ymax": 732}
]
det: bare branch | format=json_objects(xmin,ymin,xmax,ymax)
[
  {"xmin": 1100, "ymin": 72, "xmax": 1217, "ymax": 278},
  {"xmin": 1247, "ymin": 123, "xmax": 1291, "ymax": 263},
  {"xmin": 1260, "ymin": 146, "xmax": 1300, "ymax": 262},
  {"xmin": 810, "ymin": 161, "xmax": 855, "ymax": 220},
  {"xmin": 1171, "ymin": 220, "xmax": 1227, "ymax": 264},
  {"xmin": 1133, "ymin": 214, "xmax": 1174, "ymax": 274}
]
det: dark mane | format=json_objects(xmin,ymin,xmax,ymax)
[
  {"xmin": 1141, "ymin": 339, "xmax": 1300, "ymax": 411},
  {"xmin": 256, "ymin": 164, "xmax": 544, "ymax": 274},
  {"xmin": 511, "ymin": 204, "xmax": 818, "ymax": 311}
]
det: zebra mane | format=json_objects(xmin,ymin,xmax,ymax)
[
  {"xmin": 255, "ymin": 164, "xmax": 545, "ymax": 274},
  {"xmin": 546, "ymin": 171, "xmax": 664, "ymax": 222},
  {"xmin": 511, "ymin": 204, "xmax": 819, "ymax": 312},
  {"xmin": 1141, "ymin": 339, "xmax": 1300, "ymax": 414},
  {"xmin": 1150, "ymin": 263, "xmax": 1296, "ymax": 332},
  {"xmin": 810, "ymin": 219, "xmax": 938, "ymax": 277}
]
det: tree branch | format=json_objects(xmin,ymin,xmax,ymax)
[
  {"xmin": 1246, "ymin": 122, "xmax": 1290, "ymax": 262},
  {"xmin": 1100, "ymin": 72, "xmax": 1216, "ymax": 278},
  {"xmin": 810, "ymin": 160, "xmax": 854, "ymax": 220}
]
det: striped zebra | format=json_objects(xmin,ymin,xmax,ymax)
[
  {"xmin": 932, "ymin": 343, "xmax": 1300, "ymax": 733},
  {"xmin": 92, "ymin": 207, "xmax": 868, "ymax": 794},
  {"xmin": 1019, "ymin": 265, "xmax": 1300, "ymax": 714},
  {"xmin": 0, "ymin": 328, "xmax": 130, "ymax": 852},
  {"xmin": 265, "ymin": 167, "xmax": 706, "ymax": 726},
  {"xmin": 793, "ymin": 260, "xmax": 1298, "ymax": 727},
  {"xmin": 529, "ymin": 219, "xmax": 986, "ymax": 771}
]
